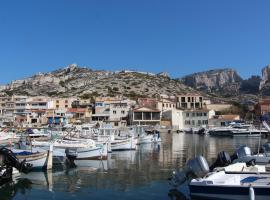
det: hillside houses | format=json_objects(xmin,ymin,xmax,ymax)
[{"xmin": 0, "ymin": 93, "xmax": 252, "ymax": 130}]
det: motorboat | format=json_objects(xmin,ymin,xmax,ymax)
[{"xmin": 170, "ymin": 155, "xmax": 270, "ymax": 200}]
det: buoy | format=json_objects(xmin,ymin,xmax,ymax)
[{"xmin": 249, "ymin": 186, "xmax": 255, "ymax": 200}]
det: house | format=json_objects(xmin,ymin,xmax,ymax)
[
  {"xmin": 157, "ymin": 98, "xmax": 176, "ymax": 112},
  {"xmin": 52, "ymin": 97, "xmax": 76, "ymax": 109},
  {"xmin": 46, "ymin": 109, "xmax": 67, "ymax": 125},
  {"xmin": 182, "ymin": 109, "xmax": 211, "ymax": 129},
  {"xmin": 131, "ymin": 107, "xmax": 161, "ymax": 126},
  {"xmin": 92, "ymin": 97, "xmax": 135, "ymax": 127},
  {"xmin": 254, "ymin": 98, "xmax": 270, "ymax": 115},
  {"xmin": 66, "ymin": 108, "xmax": 92, "ymax": 123}
]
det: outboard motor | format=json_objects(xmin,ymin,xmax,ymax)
[
  {"xmin": 210, "ymin": 151, "xmax": 231, "ymax": 171},
  {"xmin": 170, "ymin": 156, "xmax": 209, "ymax": 187},
  {"xmin": 260, "ymin": 143, "xmax": 270, "ymax": 154},
  {"xmin": 231, "ymin": 145, "xmax": 252, "ymax": 161}
]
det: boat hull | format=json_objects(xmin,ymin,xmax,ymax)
[
  {"xmin": 111, "ymin": 138, "xmax": 136, "ymax": 151},
  {"xmin": 190, "ymin": 185, "xmax": 270, "ymax": 200},
  {"xmin": 15, "ymin": 150, "xmax": 49, "ymax": 170}
]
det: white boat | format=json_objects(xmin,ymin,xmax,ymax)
[
  {"xmin": 135, "ymin": 126, "xmax": 161, "ymax": 145},
  {"xmin": 32, "ymin": 138, "xmax": 107, "ymax": 161},
  {"xmin": 12, "ymin": 147, "xmax": 52, "ymax": 170},
  {"xmin": 111, "ymin": 138, "xmax": 137, "ymax": 151},
  {"xmin": 190, "ymin": 169, "xmax": 270, "ymax": 200},
  {"xmin": 170, "ymin": 156, "xmax": 270, "ymax": 200}
]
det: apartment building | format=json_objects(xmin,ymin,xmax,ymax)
[{"xmin": 176, "ymin": 94, "xmax": 203, "ymax": 110}]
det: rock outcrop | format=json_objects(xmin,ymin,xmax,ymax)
[
  {"xmin": 181, "ymin": 68, "xmax": 242, "ymax": 95},
  {"xmin": 2, "ymin": 64, "xmax": 194, "ymax": 98},
  {"xmin": 259, "ymin": 65, "xmax": 270, "ymax": 95}
]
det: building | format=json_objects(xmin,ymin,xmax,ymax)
[
  {"xmin": 108, "ymin": 102, "xmax": 130, "ymax": 127},
  {"xmin": 131, "ymin": 107, "xmax": 161, "ymax": 126},
  {"xmin": 176, "ymin": 94, "xmax": 203, "ymax": 110},
  {"xmin": 46, "ymin": 109, "xmax": 67, "ymax": 125},
  {"xmin": 162, "ymin": 109, "xmax": 184, "ymax": 130},
  {"xmin": 182, "ymin": 110, "xmax": 210, "ymax": 128},
  {"xmin": 255, "ymin": 98, "xmax": 270, "ymax": 115},
  {"xmin": 157, "ymin": 98, "xmax": 176, "ymax": 112},
  {"xmin": 52, "ymin": 97, "xmax": 75, "ymax": 109},
  {"xmin": 66, "ymin": 108, "xmax": 92, "ymax": 124},
  {"xmin": 92, "ymin": 97, "xmax": 135, "ymax": 127}
]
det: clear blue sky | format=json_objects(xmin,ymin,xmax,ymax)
[{"xmin": 0, "ymin": 0, "xmax": 270, "ymax": 84}]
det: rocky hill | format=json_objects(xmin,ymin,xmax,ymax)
[
  {"xmin": 1, "ymin": 64, "xmax": 195, "ymax": 98},
  {"xmin": 259, "ymin": 65, "xmax": 270, "ymax": 95},
  {"xmin": 181, "ymin": 68, "xmax": 243, "ymax": 95}
]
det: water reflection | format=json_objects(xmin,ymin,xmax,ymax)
[{"xmin": 2, "ymin": 132, "xmax": 269, "ymax": 200}]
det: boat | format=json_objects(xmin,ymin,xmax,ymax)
[
  {"xmin": 170, "ymin": 155, "xmax": 270, "ymax": 200},
  {"xmin": 0, "ymin": 147, "xmax": 32, "ymax": 186},
  {"xmin": 12, "ymin": 146, "xmax": 53, "ymax": 170},
  {"xmin": 111, "ymin": 138, "xmax": 137, "ymax": 151},
  {"xmin": 208, "ymin": 125, "xmax": 268, "ymax": 137},
  {"xmin": 135, "ymin": 126, "xmax": 161, "ymax": 145},
  {"xmin": 32, "ymin": 138, "xmax": 107, "ymax": 162}
]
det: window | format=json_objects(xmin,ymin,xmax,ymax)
[
  {"xmin": 152, "ymin": 112, "xmax": 160, "ymax": 120},
  {"xmin": 121, "ymin": 110, "xmax": 125, "ymax": 114},
  {"xmin": 134, "ymin": 112, "xmax": 142, "ymax": 120},
  {"xmin": 186, "ymin": 113, "xmax": 189, "ymax": 117},
  {"xmin": 192, "ymin": 120, "xmax": 195, "ymax": 125},
  {"xmin": 181, "ymin": 97, "xmax": 185, "ymax": 102},
  {"xmin": 143, "ymin": 112, "xmax": 151, "ymax": 120},
  {"xmin": 198, "ymin": 120, "xmax": 201, "ymax": 125},
  {"xmin": 114, "ymin": 122, "xmax": 119, "ymax": 126},
  {"xmin": 95, "ymin": 102, "xmax": 103, "ymax": 107},
  {"xmin": 204, "ymin": 112, "xmax": 207, "ymax": 116},
  {"xmin": 113, "ymin": 110, "xmax": 116, "ymax": 114},
  {"xmin": 65, "ymin": 100, "xmax": 68, "ymax": 103},
  {"xmin": 188, "ymin": 97, "xmax": 191, "ymax": 102},
  {"xmin": 185, "ymin": 120, "xmax": 190, "ymax": 125},
  {"xmin": 56, "ymin": 105, "xmax": 59, "ymax": 108},
  {"xmin": 56, "ymin": 100, "xmax": 59, "ymax": 103},
  {"xmin": 203, "ymin": 120, "xmax": 208, "ymax": 125},
  {"xmin": 162, "ymin": 103, "xmax": 164, "ymax": 107},
  {"xmin": 192, "ymin": 113, "xmax": 195, "ymax": 117},
  {"xmin": 65, "ymin": 105, "xmax": 68, "ymax": 108}
]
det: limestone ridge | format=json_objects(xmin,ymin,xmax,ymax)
[
  {"xmin": 181, "ymin": 68, "xmax": 243, "ymax": 94},
  {"xmin": 1, "ymin": 64, "xmax": 194, "ymax": 97},
  {"xmin": 260, "ymin": 65, "xmax": 270, "ymax": 95}
]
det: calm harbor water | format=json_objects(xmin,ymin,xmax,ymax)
[{"xmin": 1, "ymin": 132, "xmax": 268, "ymax": 200}]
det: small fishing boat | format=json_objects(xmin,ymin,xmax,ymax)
[
  {"xmin": 12, "ymin": 146, "xmax": 53, "ymax": 170},
  {"xmin": 111, "ymin": 138, "xmax": 137, "ymax": 151},
  {"xmin": 135, "ymin": 126, "xmax": 161, "ymax": 145}
]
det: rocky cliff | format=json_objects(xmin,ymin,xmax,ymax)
[
  {"xmin": 259, "ymin": 65, "xmax": 270, "ymax": 95},
  {"xmin": 1, "ymin": 64, "xmax": 194, "ymax": 98},
  {"xmin": 181, "ymin": 68, "xmax": 243, "ymax": 95}
]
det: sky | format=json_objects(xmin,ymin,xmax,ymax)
[{"xmin": 0, "ymin": 0, "xmax": 270, "ymax": 84}]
